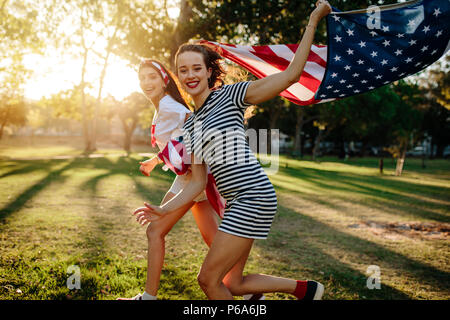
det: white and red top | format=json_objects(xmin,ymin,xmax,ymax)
[{"xmin": 151, "ymin": 95, "xmax": 191, "ymax": 152}]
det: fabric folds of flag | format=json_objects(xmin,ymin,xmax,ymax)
[
  {"xmin": 202, "ymin": 0, "xmax": 449, "ymax": 106},
  {"xmin": 201, "ymin": 40, "xmax": 328, "ymax": 106}
]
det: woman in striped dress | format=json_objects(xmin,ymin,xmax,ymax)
[
  {"xmin": 134, "ymin": 0, "xmax": 331, "ymax": 299},
  {"xmin": 120, "ymin": 59, "xmax": 262, "ymax": 301}
]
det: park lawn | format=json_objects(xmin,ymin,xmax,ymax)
[
  {"xmin": 0, "ymin": 148, "xmax": 449, "ymax": 300},
  {"xmin": 0, "ymin": 136, "xmax": 153, "ymax": 159}
]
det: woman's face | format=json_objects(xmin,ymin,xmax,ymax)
[
  {"xmin": 139, "ymin": 66, "xmax": 166, "ymax": 102},
  {"xmin": 176, "ymin": 51, "xmax": 212, "ymax": 97}
]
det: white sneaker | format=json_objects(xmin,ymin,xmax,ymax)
[
  {"xmin": 243, "ymin": 293, "xmax": 266, "ymax": 300},
  {"xmin": 117, "ymin": 293, "xmax": 144, "ymax": 300}
]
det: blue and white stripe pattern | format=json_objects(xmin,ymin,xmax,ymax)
[{"xmin": 183, "ymin": 82, "xmax": 277, "ymax": 239}]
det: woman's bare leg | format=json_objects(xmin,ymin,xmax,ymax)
[
  {"xmin": 144, "ymin": 192, "xmax": 194, "ymax": 295},
  {"xmin": 190, "ymin": 200, "xmax": 219, "ymax": 246},
  {"xmin": 197, "ymin": 231, "xmax": 297, "ymax": 300},
  {"xmin": 191, "ymin": 201, "xmax": 274, "ymax": 299}
]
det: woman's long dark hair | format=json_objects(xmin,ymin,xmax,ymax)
[
  {"xmin": 175, "ymin": 43, "xmax": 226, "ymax": 89},
  {"xmin": 139, "ymin": 59, "xmax": 191, "ymax": 110}
]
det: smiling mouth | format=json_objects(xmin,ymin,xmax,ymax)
[{"xmin": 186, "ymin": 81, "xmax": 199, "ymax": 89}]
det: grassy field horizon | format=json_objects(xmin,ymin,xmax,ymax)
[{"xmin": 0, "ymin": 137, "xmax": 449, "ymax": 300}]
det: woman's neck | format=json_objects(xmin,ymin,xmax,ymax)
[
  {"xmin": 150, "ymin": 92, "xmax": 166, "ymax": 110},
  {"xmin": 192, "ymin": 88, "xmax": 212, "ymax": 111}
]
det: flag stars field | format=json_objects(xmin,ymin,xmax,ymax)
[
  {"xmin": 314, "ymin": 0, "xmax": 449, "ymax": 101},
  {"xmin": 433, "ymin": 7, "xmax": 441, "ymax": 17}
]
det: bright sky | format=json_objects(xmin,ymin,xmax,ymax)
[
  {"xmin": 23, "ymin": 51, "xmax": 140, "ymax": 101},
  {"xmin": 23, "ymin": 5, "xmax": 181, "ymax": 102}
]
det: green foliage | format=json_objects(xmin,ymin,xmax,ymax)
[
  {"xmin": 39, "ymin": 87, "xmax": 85, "ymax": 121},
  {"xmin": 118, "ymin": 92, "xmax": 150, "ymax": 127}
]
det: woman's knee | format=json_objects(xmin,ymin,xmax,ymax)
[
  {"xmin": 197, "ymin": 268, "xmax": 220, "ymax": 291},
  {"xmin": 146, "ymin": 223, "xmax": 165, "ymax": 243}
]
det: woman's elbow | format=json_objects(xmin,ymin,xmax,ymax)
[{"xmin": 286, "ymin": 70, "xmax": 301, "ymax": 85}]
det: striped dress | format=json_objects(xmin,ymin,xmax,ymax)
[{"xmin": 182, "ymin": 81, "xmax": 277, "ymax": 239}]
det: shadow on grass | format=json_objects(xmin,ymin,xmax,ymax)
[
  {"xmin": 77, "ymin": 156, "xmax": 173, "ymax": 211},
  {"xmin": 0, "ymin": 158, "xmax": 71, "ymax": 179},
  {"xmin": 74, "ymin": 156, "xmax": 175, "ymax": 260},
  {"xmin": 256, "ymin": 202, "xmax": 450, "ymax": 299},
  {"xmin": 272, "ymin": 166, "xmax": 450, "ymax": 223},
  {"xmin": 0, "ymin": 159, "xmax": 76, "ymax": 221}
]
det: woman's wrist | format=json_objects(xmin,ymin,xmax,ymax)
[
  {"xmin": 158, "ymin": 204, "xmax": 169, "ymax": 215},
  {"xmin": 307, "ymin": 17, "xmax": 319, "ymax": 29},
  {"xmin": 152, "ymin": 156, "xmax": 162, "ymax": 164}
]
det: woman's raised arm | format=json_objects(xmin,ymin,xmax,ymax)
[{"xmin": 244, "ymin": 0, "xmax": 331, "ymax": 105}]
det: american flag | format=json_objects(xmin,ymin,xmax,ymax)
[
  {"xmin": 200, "ymin": 42, "xmax": 328, "ymax": 106},
  {"xmin": 203, "ymin": 0, "xmax": 450, "ymax": 106}
]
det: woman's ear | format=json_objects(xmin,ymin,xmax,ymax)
[{"xmin": 207, "ymin": 67, "xmax": 212, "ymax": 79}]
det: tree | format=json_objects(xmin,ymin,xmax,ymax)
[
  {"xmin": 417, "ymin": 55, "xmax": 450, "ymax": 158},
  {"xmin": 0, "ymin": 94, "xmax": 27, "ymax": 139},
  {"xmin": 39, "ymin": 87, "xmax": 84, "ymax": 122},
  {"xmin": 0, "ymin": 0, "xmax": 52, "ymax": 138},
  {"xmin": 117, "ymin": 92, "xmax": 149, "ymax": 152},
  {"xmin": 0, "ymin": 61, "xmax": 29, "ymax": 139},
  {"xmin": 388, "ymin": 80, "xmax": 426, "ymax": 175}
]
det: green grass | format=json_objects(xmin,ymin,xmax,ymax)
[{"xmin": 0, "ymin": 138, "xmax": 449, "ymax": 300}]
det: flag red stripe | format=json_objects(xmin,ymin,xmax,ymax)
[{"xmin": 250, "ymin": 45, "xmax": 291, "ymax": 71}]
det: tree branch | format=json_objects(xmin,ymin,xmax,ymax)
[{"xmin": 0, "ymin": 0, "xmax": 8, "ymax": 16}]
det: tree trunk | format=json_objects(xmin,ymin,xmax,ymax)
[
  {"xmin": 436, "ymin": 143, "xmax": 445, "ymax": 158},
  {"xmin": 81, "ymin": 47, "xmax": 93, "ymax": 153},
  {"xmin": 293, "ymin": 109, "xmax": 317, "ymax": 158},
  {"xmin": 80, "ymin": 15, "xmax": 94, "ymax": 153},
  {"xmin": 395, "ymin": 146, "xmax": 407, "ymax": 176},
  {"xmin": 267, "ymin": 104, "xmax": 282, "ymax": 154},
  {"xmin": 0, "ymin": 106, "xmax": 10, "ymax": 140},
  {"xmin": 292, "ymin": 108, "xmax": 304, "ymax": 157},
  {"xmin": 124, "ymin": 131, "xmax": 131, "ymax": 152},
  {"xmin": 169, "ymin": 0, "xmax": 193, "ymax": 68},
  {"xmin": 312, "ymin": 129, "xmax": 324, "ymax": 161},
  {"xmin": 0, "ymin": 0, "xmax": 8, "ymax": 15},
  {"xmin": 429, "ymin": 136, "xmax": 435, "ymax": 159},
  {"xmin": 379, "ymin": 158, "xmax": 384, "ymax": 174},
  {"xmin": 92, "ymin": 15, "xmax": 120, "ymax": 151},
  {"xmin": 121, "ymin": 118, "xmax": 137, "ymax": 153}
]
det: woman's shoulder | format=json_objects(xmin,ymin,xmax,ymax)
[
  {"xmin": 217, "ymin": 81, "xmax": 250, "ymax": 94},
  {"xmin": 160, "ymin": 95, "xmax": 191, "ymax": 114}
]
